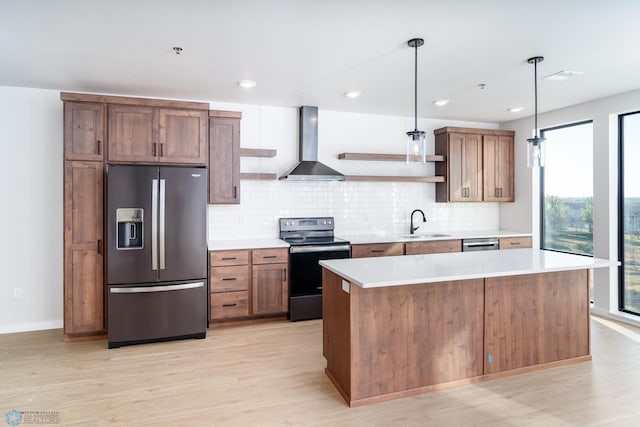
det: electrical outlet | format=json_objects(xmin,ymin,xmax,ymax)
[{"xmin": 13, "ymin": 288, "xmax": 22, "ymax": 299}]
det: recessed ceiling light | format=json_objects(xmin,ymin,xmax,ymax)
[
  {"xmin": 237, "ymin": 80, "xmax": 256, "ymax": 88},
  {"xmin": 433, "ymin": 99, "xmax": 450, "ymax": 106},
  {"xmin": 542, "ymin": 70, "xmax": 583, "ymax": 81},
  {"xmin": 172, "ymin": 46, "xmax": 183, "ymax": 55},
  {"xmin": 344, "ymin": 91, "xmax": 362, "ymax": 99},
  {"xmin": 508, "ymin": 106, "xmax": 524, "ymax": 113}
]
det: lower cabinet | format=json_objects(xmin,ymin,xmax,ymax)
[
  {"xmin": 499, "ymin": 236, "xmax": 533, "ymax": 250},
  {"xmin": 351, "ymin": 243, "xmax": 404, "ymax": 258},
  {"xmin": 405, "ymin": 239, "xmax": 461, "ymax": 255},
  {"xmin": 209, "ymin": 248, "xmax": 288, "ymax": 323}
]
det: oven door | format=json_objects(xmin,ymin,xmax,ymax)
[{"xmin": 289, "ymin": 245, "xmax": 351, "ymax": 297}]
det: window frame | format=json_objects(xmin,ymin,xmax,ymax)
[
  {"xmin": 539, "ymin": 119, "xmax": 594, "ymax": 256},
  {"xmin": 618, "ymin": 110, "xmax": 640, "ymax": 316}
]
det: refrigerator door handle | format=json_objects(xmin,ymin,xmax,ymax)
[
  {"xmin": 151, "ymin": 178, "xmax": 159, "ymax": 271},
  {"xmin": 159, "ymin": 178, "xmax": 166, "ymax": 270},
  {"xmin": 109, "ymin": 281, "xmax": 205, "ymax": 294}
]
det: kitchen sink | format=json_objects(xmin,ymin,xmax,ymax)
[{"xmin": 401, "ymin": 233, "xmax": 450, "ymax": 239}]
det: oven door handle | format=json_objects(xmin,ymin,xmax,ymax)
[{"xmin": 289, "ymin": 244, "xmax": 351, "ymax": 254}]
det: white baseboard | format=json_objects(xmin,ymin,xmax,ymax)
[
  {"xmin": 0, "ymin": 320, "xmax": 63, "ymax": 335},
  {"xmin": 591, "ymin": 306, "xmax": 640, "ymax": 328}
]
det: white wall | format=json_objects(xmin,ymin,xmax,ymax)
[
  {"xmin": 207, "ymin": 102, "xmax": 501, "ymax": 239},
  {"xmin": 0, "ymin": 87, "xmax": 63, "ymax": 333},
  {"xmin": 500, "ymin": 88, "xmax": 640, "ymax": 326}
]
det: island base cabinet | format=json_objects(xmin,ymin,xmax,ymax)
[
  {"xmin": 323, "ymin": 269, "xmax": 484, "ymax": 406},
  {"xmin": 484, "ymin": 270, "xmax": 590, "ymax": 374}
]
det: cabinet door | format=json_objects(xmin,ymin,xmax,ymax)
[
  {"xmin": 209, "ymin": 117, "xmax": 240, "ymax": 204},
  {"xmin": 64, "ymin": 102, "xmax": 105, "ymax": 161},
  {"xmin": 405, "ymin": 240, "xmax": 461, "ymax": 255},
  {"xmin": 252, "ymin": 263, "xmax": 288, "ymax": 316},
  {"xmin": 64, "ymin": 161, "xmax": 104, "ymax": 335},
  {"xmin": 483, "ymin": 135, "xmax": 514, "ymax": 202},
  {"xmin": 449, "ymin": 133, "xmax": 482, "ymax": 202},
  {"xmin": 108, "ymin": 105, "xmax": 158, "ymax": 162},
  {"xmin": 158, "ymin": 109, "xmax": 208, "ymax": 165}
]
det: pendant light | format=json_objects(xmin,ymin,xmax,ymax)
[
  {"xmin": 406, "ymin": 38, "xmax": 426, "ymax": 163},
  {"xmin": 526, "ymin": 56, "xmax": 545, "ymax": 168}
]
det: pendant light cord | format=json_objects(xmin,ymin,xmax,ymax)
[
  {"xmin": 534, "ymin": 59, "xmax": 538, "ymax": 138},
  {"xmin": 413, "ymin": 42, "xmax": 418, "ymax": 132}
]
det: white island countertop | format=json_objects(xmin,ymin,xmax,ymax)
[{"xmin": 320, "ymin": 249, "xmax": 617, "ymax": 288}]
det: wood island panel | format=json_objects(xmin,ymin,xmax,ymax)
[{"xmin": 484, "ymin": 270, "xmax": 589, "ymax": 374}]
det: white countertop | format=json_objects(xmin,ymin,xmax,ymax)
[
  {"xmin": 320, "ymin": 249, "xmax": 617, "ymax": 288},
  {"xmin": 342, "ymin": 230, "xmax": 531, "ymax": 245},
  {"xmin": 208, "ymin": 239, "xmax": 289, "ymax": 251}
]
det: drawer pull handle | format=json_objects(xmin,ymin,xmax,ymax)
[
  {"xmin": 222, "ymin": 277, "xmax": 237, "ymax": 281},
  {"xmin": 371, "ymin": 249, "xmax": 385, "ymax": 253},
  {"xmin": 221, "ymin": 257, "xmax": 237, "ymax": 260},
  {"xmin": 262, "ymin": 255, "xmax": 278, "ymax": 259},
  {"xmin": 510, "ymin": 242, "xmax": 521, "ymax": 245},
  {"xmin": 222, "ymin": 303, "xmax": 237, "ymax": 307}
]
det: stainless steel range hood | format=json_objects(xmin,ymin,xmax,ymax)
[{"xmin": 279, "ymin": 106, "xmax": 345, "ymax": 181}]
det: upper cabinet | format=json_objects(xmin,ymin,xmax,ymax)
[
  {"xmin": 107, "ymin": 105, "xmax": 207, "ymax": 165},
  {"xmin": 435, "ymin": 127, "xmax": 515, "ymax": 203},
  {"xmin": 208, "ymin": 110, "xmax": 241, "ymax": 204},
  {"xmin": 64, "ymin": 102, "xmax": 105, "ymax": 161}
]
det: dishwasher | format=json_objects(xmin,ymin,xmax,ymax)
[{"xmin": 462, "ymin": 237, "xmax": 499, "ymax": 251}]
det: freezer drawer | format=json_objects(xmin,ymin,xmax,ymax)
[{"xmin": 107, "ymin": 280, "xmax": 207, "ymax": 348}]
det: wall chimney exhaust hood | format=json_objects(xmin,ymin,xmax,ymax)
[{"xmin": 279, "ymin": 106, "xmax": 345, "ymax": 181}]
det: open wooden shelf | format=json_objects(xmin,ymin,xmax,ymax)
[
  {"xmin": 345, "ymin": 175, "xmax": 445, "ymax": 183},
  {"xmin": 240, "ymin": 173, "xmax": 278, "ymax": 180},
  {"xmin": 240, "ymin": 148, "xmax": 277, "ymax": 158},
  {"xmin": 338, "ymin": 153, "xmax": 445, "ymax": 162}
]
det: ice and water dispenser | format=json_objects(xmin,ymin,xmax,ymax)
[{"xmin": 116, "ymin": 208, "xmax": 143, "ymax": 250}]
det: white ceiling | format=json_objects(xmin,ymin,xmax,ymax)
[{"xmin": 3, "ymin": 0, "xmax": 640, "ymax": 123}]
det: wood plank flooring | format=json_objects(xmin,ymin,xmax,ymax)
[{"xmin": 1, "ymin": 316, "xmax": 639, "ymax": 426}]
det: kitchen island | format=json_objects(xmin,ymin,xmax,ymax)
[{"xmin": 320, "ymin": 249, "xmax": 616, "ymax": 407}]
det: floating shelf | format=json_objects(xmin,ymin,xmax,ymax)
[
  {"xmin": 240, "ymin": 148, "xmax": 277, "ymax": 158},
  {"xmin": 345, "ymin": 175, "xmax": 445, "ymax": 183},
  {"xmin": 338, "ymin": 153, "xmax": 445, "ymax": 162},
  {"xmin": 240, "ymin": 173, "xmax": 278, "ymax": 180}
]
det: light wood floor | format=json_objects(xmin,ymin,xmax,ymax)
[{"xmin": 1, "ymin": 316, "xmax": 640, "ymax": 426}]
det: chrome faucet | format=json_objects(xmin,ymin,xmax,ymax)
[{"xmin": 410, "ymin": 209, "xmax": 427, "ymax": 234}]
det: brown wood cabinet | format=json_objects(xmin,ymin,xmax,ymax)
[
  {"xmin": 209, "ymin": 111, "xmax": 241, "ymax": 204},
  {"xmin": 351, "ymin": 243, "xmax": 404, "ymax": 258},
  {"xmin": 64, "ymin": 102, "xmax": 105, "ymax": 161},
  {"xmin": 209, "ymin": 247, "xmax": 289, "ymax": 323},
  {"xmin": 435, "ymin": 127, "xmax": 515, "ymax": 203},
  {"xmin": 252, "ymin": 262, "xmax": 288, "ymax": 316},
  {"xmin": 63, "ymin": 161, "xmax": 104, "ymax": 337},
  {"xmin": 484, "ymin": 270, "xmax": 589, "ymax": 374},
  {"xmin": 483, "ymin": 135, "xmax": 514, "ymax": 202},
  {"xmin": 108, "ymin": 105, "xmax": 207, "ymax": 165},
  {"xmin": 405, "ymin": 239, "xmax": 462, "ymax": 255},
  {"xmin": 499, "ymin": 236, "xmax": 533, "ymax": 250}
]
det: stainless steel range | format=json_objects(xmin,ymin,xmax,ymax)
[{"xmin": 279, "ymin": 217, "xmax": 351, "ymax": 321}]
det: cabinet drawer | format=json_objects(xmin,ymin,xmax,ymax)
[
  {"xmin": 351, "ymin": 243, "xmax": 404, "ymax": 258},
  {"xmin": 210, "ymin": 265, "xmax": 249, "ymax": 292},
  {"xmin": 405, "ymin": 239, "xmax": 462, "ymax": 255},
  {"xmin": 210, "ymin": 291, "xmax": 249, "ymax": 319},
  {"xmin": 499, "ymin": 236, "xmax": 532, "ymax": 250},
  {"xmin": 252, "ymin": 248, "xmax": 288, "ymax": 264},
  {"xmin": 209, "ymin": 250, "xmax": 249, "ymax": 266}
]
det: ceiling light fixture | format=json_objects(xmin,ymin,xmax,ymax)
[
  {"xmin": 542, "ymin": 70, "xmax": 582, "ymax": 81},
  {"xmin": 237, "ymin": 80, "xmax": 256, "ymax": 89},
  {"xmin": 526, "ymin": 56, "xmax": 545, "ymax": 168},
  {"xmin": 406, "ymin": 38, "xmax": 426, "ymax": 164},
  {"xmin": 172, "ymin": 47, "xmax": 183, "ymax": 55},
  {"xmin": 344, "ymin": 91, "xmax": 362, "ymax": 99},
  {"xmin": 433, "ymin": 99, "xmax": 450, "ymax": 107},
  {"xmin": 508, "ymin": 106, "xmax": 524, "ymax": 113}
]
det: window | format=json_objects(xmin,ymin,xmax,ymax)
[
  {"xmin": 540, "ymin": 120, "xmax": 594, "ymax": 256},
  {"xmin": 619, "ymin": 111, "xmax": 640, "ymax": 315}
]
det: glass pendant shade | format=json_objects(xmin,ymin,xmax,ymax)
[
  {"xmin": 406, "ymin": 130, "xmax": 426, "ymax": 163},
  {"xmin": 526, "ymin": 136, "xmax": 546, "ymax": 167}
]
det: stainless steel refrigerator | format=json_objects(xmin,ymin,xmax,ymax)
[{"xmin": 106, "ymin": 165, "xmax": 207, "ymax": 348}]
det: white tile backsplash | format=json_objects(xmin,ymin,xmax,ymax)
[{"xmin": 208, "ymin": 181, "xmax": 499, "ymax": 240}]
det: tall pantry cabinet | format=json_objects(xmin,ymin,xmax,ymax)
[{"xmin": 61, "ymin": 92, "xmax": 210, "ymax": 341}]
